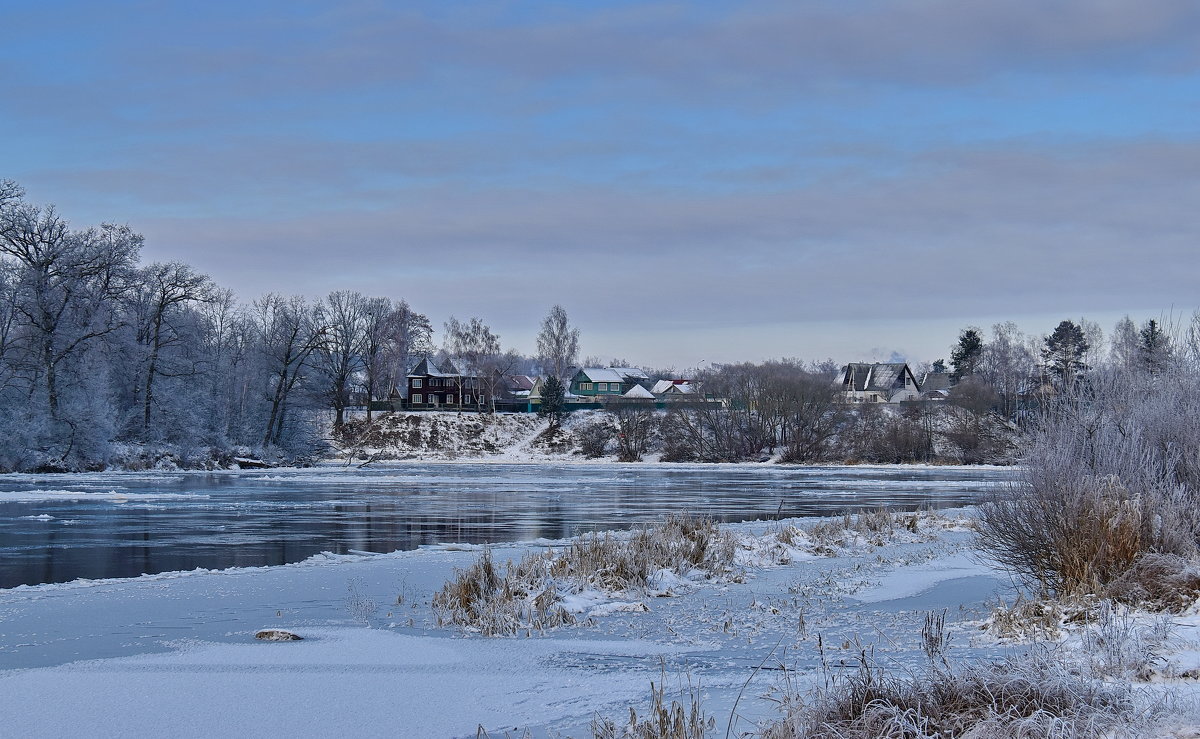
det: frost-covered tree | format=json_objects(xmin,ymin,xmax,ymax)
[
  {"xmin": 1109, "ymin": 316, "xmax": 1139, "ymax": 372},
  {"xmin": 535, "ymin": 304, "xmax": 580, "ymax": 380},
  {"xmin": 315, "ymin": 290, "xmax": 367, "ymax": 429},
  {"xmin": 365, "ymin": 298, "xmax": 431, "ymax": 419},
  {"xmin": 1138, "ymin": 319, "xmax": 1173, "ymax": 375},
  {"xmin": 254, "ymin": 294, "xmax": 326, "ymax": 448},
  {"xmin": 980, "ymin": 321, "xmax": 1035, "ymax": 421},
  {"xmin": 130, "ymin": 262, "xmax": 213, "ymax": 436},
  {"xmin": 444, "ymin": 316, "xmax": 501, "ymax": 410}
]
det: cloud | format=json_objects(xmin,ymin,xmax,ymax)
[
  {"xmin": 5, "ymin": 1, "xmax": 1198, "ymax": 364},
  {"xmin": 125, "ymin": 137, "xmax": 1199, "ymax": 341}
]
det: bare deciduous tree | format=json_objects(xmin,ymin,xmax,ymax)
[
  {"xmin": 133, "ymin": 262, "xmax": 213, "ymax": 433},
  {"xmin": 444, "ymin": 316, "xmax": 500, "ymax": 411},
  {"xmin": 255, "ymin": 294, "xmax": 326, "ymax": 447},
  {"xmin": 608, "ymin": 398, "xmax": 656, "ymax": 462},
  {"xmin": 536, "ymin": 304, "xmax": 580, "ymax": 380},
  {"xmin": 316, "ymin": 290, "xmax": 367, "ymax": 429}
]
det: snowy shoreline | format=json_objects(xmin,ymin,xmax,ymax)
[
  {"xmin": 6, "ymin": 506, "xmax": 1197, "ymax": 737},
  {"xmin": 0, "ymin": 510, "xmax": 995, "ymax": 733}
]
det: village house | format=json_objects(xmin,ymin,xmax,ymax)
[
  {"xmin": 406, "ymin": 358, "xmax": 486, "ymax": 409},
  {"xmin": 836, "ymin": 362, "xmax": 921, "ymax": 403},
  {"xmin": 568, "ymin": 367, "xmax": 651, "ymax": 398}
]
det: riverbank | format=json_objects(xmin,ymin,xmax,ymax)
[{"xmin": 2, "ymin": 508, "xmax": 1199, "ymax": 737}]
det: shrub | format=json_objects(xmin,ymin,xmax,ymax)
[
  {"xmin": 976, "ymin": 367, "xmax": 1200, "ymax": 598},
  {"xmin": 576, "ymin": 418, "xmax": 614, "ymax": 458}
]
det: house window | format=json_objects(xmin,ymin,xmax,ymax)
[
  {"xmin": 580, "ymin": 382, "xmax": 593, "ymax": 391},
  {"xmin": 463, "ymin": 395, "xmax": 472, "ymax": 404},
  {"xmin": 412, "ymin": 394, "xmax": 423, "ymax": 404},
  {"xmin": 446, "ymin": 394, "xmax": 455, "ymax": 404},
  {"xmin": 413, "ymin": 379, "xmax": 423, "ymax": 388}
]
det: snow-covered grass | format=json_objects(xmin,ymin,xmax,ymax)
[
  {"xmin": 759, "ymin": 646, "xmax": 1155, "ymax": 739},
  {"xmin": 432, "ymin": 510, "xmax": 976, "ymax": 638},
  {"xmin": 433, "ymin": 515, "xmax": 739, "ymax": 636}
]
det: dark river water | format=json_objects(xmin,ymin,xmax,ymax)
[{"xmin": 0, "ymin": 463, "xmax": 1010, "ymax": 589}]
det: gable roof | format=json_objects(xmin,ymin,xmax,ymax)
[
  {"xmin": 609, "ymin": 367, "xmax": 649, "ymax": 380},
  {"xmin": 652, "ymin": 380, "xmax": 694, "ymax": 394},
  {"xmin": 576, "ymin": 367, "xmax": 626, "ymax": 384},
  {"xmin": 408, "ymin": 357, "xmax": 462, "ymax": 378},
  {"xmin": 920, "ymin": 372, "xmax": 953, "ymax": 392},
  {"xmin": 622, "ymin": 384, "xmax": 655, "ymax": 399},
  {"xmin": 839, "ymin": 363, "xmax": 915, "ymax": 392},
  {"xmin": 505, "ymin": 375, "xmax": 536, "ymax": 392}
]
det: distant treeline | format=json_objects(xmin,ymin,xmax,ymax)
[
  {"xmin": 0, "ymin": 180, "xmax": 439, "ymax": 471},
  {"xmin": 3, "ymin": 178, "xmax": 1197, "ymax": 471}
]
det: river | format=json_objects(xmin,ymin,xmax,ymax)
[{"xmin": 0, "ymin": 462, "xmax": 1010, "ymax": 589}]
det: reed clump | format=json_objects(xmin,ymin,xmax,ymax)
[{"xmin": 433, "ymin": 514, "xmax": 737, "ymax": 636}]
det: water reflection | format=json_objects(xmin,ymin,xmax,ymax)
[{"xmin": 0, "ymin": 463, "xmax": 1009, "ymax": 588}]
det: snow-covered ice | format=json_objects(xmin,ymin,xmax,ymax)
[
  {"xmin": 3, "ymin": 504, "xmax": 1198, "ymax": 737},
  {"xmin": 0, "ymin": 510, "xmax": 1003, "ymax": 736}
]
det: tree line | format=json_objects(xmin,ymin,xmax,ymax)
[
  {"xmin": 0, "ymin": 181, "xmax": 442, "ymax": 470},
  {"xmin": 567, "ymin": 315, "xmax": 1200, "ymax": 465},
  {"xmin": 0, "ymin": 180, "xmax": 596, "ymax": 471}
]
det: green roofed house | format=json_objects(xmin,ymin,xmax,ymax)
[{"xmin": 568, "ymin": 367, "xmax": 650, "ymax": 397}]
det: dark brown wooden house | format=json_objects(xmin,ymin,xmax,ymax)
[{"xmin": 406, "ymin": 358, "xmax": 486, "ymax": 409}]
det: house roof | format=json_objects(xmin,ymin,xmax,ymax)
[
  {"xmin": 505, "ymin": 375, "xmax": 536, "ymax": 391},
  {"xmin": 840, "ymin": 363, "xmax": 913, "ymax": 392},
  {"xmin": 609, "ymin": 367, "xmax": 649, "ymax": 380},
  {"xmin": 920, "ymin": 372, "xmax": 953, "ymax": 392},
  {"xmin": 408, "ymin": 358, "xmax": 462, "ymax": 378},
  {"xmin": 576, "ymin": 368, "xmax": 626, "ymax": 384},
  {"xmin": 622, "ymin": 384, "xmax": 655, "ymax": 399},
  {"xmin": 652, "ymin": 380, "xmax": 694, "ymax": 394}
]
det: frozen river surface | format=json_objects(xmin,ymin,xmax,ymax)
[{"xmin": 0, "ymin": 462, "xmax": 1009, "ymax": 588}]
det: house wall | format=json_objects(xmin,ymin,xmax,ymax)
[{"xmin": 407, "ymin": 375, "xmax": 486, "ymax": 408}]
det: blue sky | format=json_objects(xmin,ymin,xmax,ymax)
[{"xmin": 4, "ymin": 0, "xmax": 1200, "ymax": 367}]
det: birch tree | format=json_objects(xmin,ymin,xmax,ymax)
[
  {"xmin": 444, "ymin": 316, "xmax": 500, "ymax": 411},
  {"xmin": 535, "ymin": 304, "xmax": 580, "ymax": 379}
]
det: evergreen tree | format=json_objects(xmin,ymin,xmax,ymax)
[
  {"xmin": 1043, "ymin": 320, "xmax": 1089, "ymax": 388},
  {"xmin": 537, "ymin": 376, "xmax": 566, "ymax": 429},
  {"xmin": 950, "ymin": 328, "xmax": 983, "ymax": 381},
  {"xmin": 1137, "ymin": 319, "xmax": 1172, "ymax": 375}
]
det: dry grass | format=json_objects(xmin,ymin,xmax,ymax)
[
  {"xmin": 1104, "ymin": 552, "xmax": 1200, "ymax": 613},
  {"xmin": 759, "ymin": 647, "xmax": 1155, "ymax": 739},
  {"xmin": 433, "ymin": 515, "xmax": 737, "ymax": 636},
  {"xmin": 980, "ymin": 595, "xmax": 1078, "ymax": 642},
  {"xmin": 776, "ymin": 508, "xmax": 963, "ymax": 556},
  {"xmin": 591, "ymin": 672, "xmax": 714, "ymax": 739},
  {"xmin": 983, "ymin": 596, "xmax": 1175, "ymax": 682}
]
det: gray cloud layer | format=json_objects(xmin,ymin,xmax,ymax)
[{"xmin": 5, "ymin": 0, "xmax": 1199, "ymax": 364}]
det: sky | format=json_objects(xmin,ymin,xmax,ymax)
[{"xmin": 3, "ymin": 0, "xmax": 1199, "ymax": 369}]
